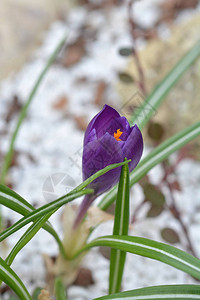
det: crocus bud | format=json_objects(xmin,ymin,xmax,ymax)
[{"xmin": 74, "ymin": 104, "xmax": 143, "ymax": 228}]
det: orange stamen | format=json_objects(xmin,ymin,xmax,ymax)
[{"xmin": 114, "ymin": 129, "xmax": 123, "ymax": 141}]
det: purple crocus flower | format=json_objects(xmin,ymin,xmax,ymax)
[{"xmin": 74, "ymin": 104, "xmax": 143, "ymax": 227}]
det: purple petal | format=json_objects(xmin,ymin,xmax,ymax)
[
  {"xmin": 122, "ymin": 124, "xmax": 143, "ymax": 172},
  {"xmin": 84, "ymin": 105, "xmax": 120, "ymax": 145},
  {"xmin": 107, "ymin": 116, "xmax": 131, "ymax": 141},
  {"xmin": 82, "ymin": 132, "xmax": 123, "ymax": 194}
]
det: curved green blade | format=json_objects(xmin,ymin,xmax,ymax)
[
  {"xmin": 130, "ymin": 41, "xmax": 200, "ymax": 128},
  {"xmin": 99, "ymin": 121, "xmax": 200, "ymax": 210},
  {"xmin": 93, "ymin": 284, "xmax": 200, "ymax": 299},
  {"xmin": 55, "ymin": 277, "xmax": 68, "ymax": 300},
  {"xmin": 109, "ymin": 158, "xmax": 130, "ymax": 294},
  {"xmin": 0, "ymin": 159, "xmax": 130, "ymax": 242},
  {"xmin": 0, "ymin": 189, "xmax": 93, "ymax": 242},
  {"xmin": 5, "ymin": 211, "xmax": 55, "ymax": 266},
  {"xmin": 78, "ymin": 235, "xmax": 200, "ymax": 280},
  {"xmin": 0, "ymin": 35, "xmax": 67, "ymax": 185},
  {"xmin": 0, "ymin": 256, "xmax": 31, "ymax": 300},
  {"xmin": 0, "ymin": 184, "xmax": 66, "ymax": 258}
]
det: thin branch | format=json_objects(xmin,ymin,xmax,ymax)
[
  {"xmin": 162, "ymin": 161, "xmax": 197, "ymax": 258},
  {"xmin": 128, "ymin": 0, "xmax": 147, "ymax": 96}
]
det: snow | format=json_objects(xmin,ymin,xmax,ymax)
[{"xmin": 0, "ymin": 1, "xmax": 200, "ymax": 299}]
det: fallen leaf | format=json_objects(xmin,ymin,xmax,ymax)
[
  {"xmin": 146, "ymin": 203, "xmax": 164, "ymax": 218},
  {"xmin": 99, "ymin": 246, "xmax": 111, "ymax": 260},
  {"xmin": 94, "ymin": 81, "xmax": 107, "ymax": 106},
  {"xmin": 52, "ymin": 95, "xmax": 68, "ymax": 110},
  {"xmin": 143, "ymin": 183, "xmax": 165, "ymax": 207},
  {"xmin": 61, "ymin": 37, "xmax": 86, "ymax": 68},
  {"xmin": 170, "ymin": 180, "xmax": 181, "ymax": 191},
  {"xmin": 161, "ymin": 227, "xmax": 180, "ymax": 244},
  {"xmin": 5, "ymin": 95, "xmax": 22, "ymax": 123},
  {"xmin": 74, "ymin": 115, "xmax": 88, "ymax": 131},
  {"xmin": 73, "ymin": 267, "xmax": 94, "ymax": 286}
]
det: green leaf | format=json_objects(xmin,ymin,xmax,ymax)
[
  {"xmin": 161, "ymin": 228, "xmax": 180, "ymax": 244},
  {"xmin": 78, "ymin": 235, "xmax": 200, "ymax": 280},
  {"xmin": 118, "ymin": 72, "xmax": 134, "ymax": 84},
  {"xmin": 0, "ymin": 35, "xmax": 67, "ymax": 185},
  {"xmin": 146, "ymin": 204, "xmax": 164, "ymax": 218},
  {"xmin": 74, "ymin": 159, "xmax": 131, "ymax": 193},
  {"xmin": 93, "ymin": 284, "xmax": 200, "ymax": 299},
  {"xmin": 0, "ymin": 256, "xmax": 31, "ymax": 300},
  {"xmin": 32, "ymin": 287, "xmax": 43, "ymax": 300},
  {"xmin": 109, "ymin": 158, "xmax": 130, "ymax": 294},
  {"xmin": 130, "ymin": 41, "xmax": 200, "ymax": 128},
  {"xmin": 0, "ymin": 159, "xmax": 130, "ymax": 242},
  {"xmin": 0, "ymin": 189, "xmax": 93, "ymax": 242},
  {"xmin": 99, "ymin": 121, "xmax": 200, "ymax": 211},
  {"xmin": 0, "ymin": 184, "xmax": 66, "ymax": 258},
  {"xmin": 55, "ymin": 277, "xmax": 68, "ymax": 300},
  {"xmin": 143, "ymin": 184, "xmax": 165, "ymax": 207},
  {"xmin": 5, "ymin": 211, "xmax": 55, "ymax": 266}
]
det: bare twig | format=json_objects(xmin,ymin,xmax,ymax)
[
  {"xmin": 131, "ymin": 199, "xmax": 146, "ymax": 224},
  {"xmin": 162, "ymin": 161, "xmax": 197, "ymax": 257},
  {"xmin": 128, "ymin": 0, "xmax": 147, "ymax": 96}
]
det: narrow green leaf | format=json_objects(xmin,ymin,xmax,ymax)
[
  {"xmin": 109, "ymin": 158, "xmax": 130, "ymax": 294},
  {"xmin": 0, "ymin": 257, "xmax": 31, "ymax": 300},
  {"xmin": 0, "ymin": 189, "xmax": 93, "ymax": 242},
  {"xmin": 0, "ymin": 35, "xmax": 67, "ymax": 185},
  {"xmin": 0, "ymin": 184, "xmax": 66, "ymax": 258},
  {"xmin": 130, "ymin": 41, "xmax": 200, "ymax": 128},
  {"xmin": 55, "ymin": 277, "xmax": 68, "ymax": 300},
  {"xmin": 99, "ymin": 121, "xmax": 200, "ymax": 211},
  {"xmin": 73, "ymin": 159, "xmax": 131, "ymax": 193},
  {"xmin": 5, "ymin": 211, "xmax": 55, "ymax": 266},
  {"xmin": 32, "ymin": 287, "xmax": 43, "ymax": 300},
  {"xmin": 78, "ymin": 235, "xmax": 200, "ymax": 280},
  {"xmin": 0, "ymin": 159, "xmax": 130, "ymax": 242},
  {"xmin": 93, "ymin": 284, "xmax": 200, "ymax": 300}
]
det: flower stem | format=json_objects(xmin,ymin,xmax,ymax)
[{"xmin": 73, "ymin": 194, "xmax": 97, "ymax": 229}]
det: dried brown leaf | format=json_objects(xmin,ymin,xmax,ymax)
[
  {"xmin": 74, "ymin": 115, "xmax": 88, "ymax": 131},
  {"xmin": 62, "ymin": 37, "xmax": 86, "ymax": 68},
  {"xmin": 73, "ymin": 267, "xmax": 94, "ymax": 286},
  {"xmin": 52, "ymin": 95, "xmax": 68, "ymax": 110},
  {"xmin": 94, "ymin": 81, "xmax": 107, "ymax": 106}
]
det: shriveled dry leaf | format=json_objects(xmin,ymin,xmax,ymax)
[
  {"xmin": 94, "ymin": 81, "xmax": 107, "ymax": 106},
  {"xmin": 86, "ymin": 206, "xmax": 113, "ymax": 228},
  {"xmin": 52, "ymin": 95, "xmax": 68, "ymax": 110},
  {"xmin": 5, "ymin": 95, "xmax": 22, "ymax": 123},
  {"xmin": 73, "ymin": 267, "xmax": 94, "ymax": 286},
  {"xmin": 38, "ymin": 289, "xmax": 52, "ymax": 300},
  {"xmin": 61, "ymin": 37, "xmax": 86, "ymax": 67},
  {"xmin": 74, "ymin": 115, "xmax": 88, "ymax": 131}
]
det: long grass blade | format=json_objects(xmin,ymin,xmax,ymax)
[
  {"xmin": 0, "ymin": 35, "xmax": 67, "ymax": 185},
  {"xmin": 77, "ymin": 235, "xmax": 200, "ymax": 280},
  {"xmin": 93, "ymin": 284, "xmax": 200, "ymax": 300},
  {"xmin": 5, "ymin": 211, "xmax": 55, "ymax": 266},
  {"xmin": 0, "ymin": 257, "xmax": 31, "ymax": 300},
  {"xmin": 130, "ymin": 41, "xmax": 200, "ymax": 128},
  {"xmin": 55, "ymin": 277, "xmax": 68, "ymax": 300},
  {"xmin": 109, "ymin": 158, "xmax": 130, "ymax": 294},
  {"xmin": 99, "ymin": 121, "xmax": 200, "ymax": 210},
  {"xmin": 0, "ymin": 159, "xmax": 130, "ymax": 242},
  {"xmin": 0, "ymin": 189, "xmax": 93, "ymax": 242},
  {"xmin": 0, "ymin": 184, "xmax": 66, "ymax": 258}
]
